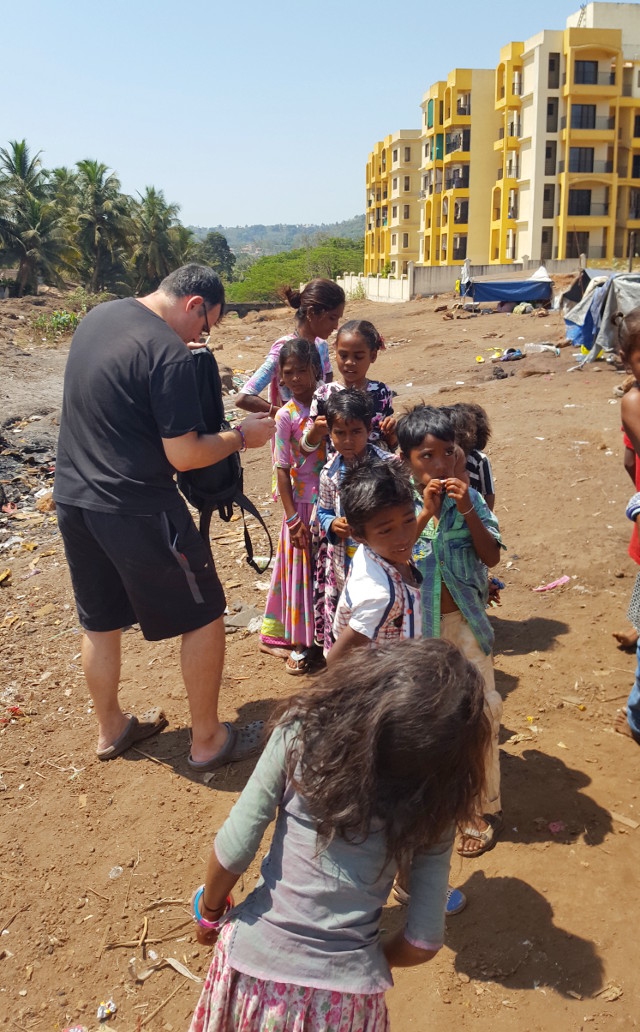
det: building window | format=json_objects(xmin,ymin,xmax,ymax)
[
  {"xmin": 392, "ymin": 148, "xmax": 398, "ymax": 162},
  {"xmin": 575, "ymin": 60, "xmax": 598, "ymax": 85},
  {"xmin": 546, "ymin": 98, "xmax": 558, "ymax": 133},
  {"xmin": 569, "ymin": 147, "xmax": 594, "ymax": 173},
  {"xmin": 391, "ymin": 261, "xmax": 397, "ymax": 274},
  {"xmin": 571, "ymin": 104, "xmax": 596, "ymax": 129},
  {"xmin": 392, "ymin": 177, "xmax": 398, "ymax": 190},
  {"xmin": 403, "ymin": 204, "xmax": 410, "ymax": 219},
  {"xmin": 427, "ymin": 99, "xmax": 434, "ymax": 128},
  {"xmin": 634, "ymin": 115, "xmax": 640, "ymax": 137},
  {"xmin": 402, "ymin": 233, "xmax": 409, "ymax": 248},
  {"xmin": 392, "ymin": 205, "xmax": 398, "ymax": 218},
  {"xmin": 548, "ymin": 53, "xmax": 560, "ymax": 89},
  {"xmin": 391, "ymin": 233, "xmax": 397, "ymax": 245},
  {"xmin": 403, "ymin": 176, "xmax": 410, "ymax": 191},
  {"xmin": 568, "ymin": 189, "xmax": 591, "ymax": 216},
  {"xmin": 404, "ymin": 147, "xmax": 411, "ymax": 161}
]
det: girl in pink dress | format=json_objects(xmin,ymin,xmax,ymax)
[{"xmin": 259, "ymin": 339, "xmax": 325, "ymax": 674}]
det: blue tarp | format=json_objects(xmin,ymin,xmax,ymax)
[{"xmin": 469, "ymin": 278, "xmax": 552, "ymax": 303}]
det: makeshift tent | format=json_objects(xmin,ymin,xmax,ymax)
[
  {"xmin": 467, "ymin": 266, "xmax": 552, "ymax": 304},
  {"xmin": 563, "ymin": 273, "xmax": 640, "ymax": 361}
]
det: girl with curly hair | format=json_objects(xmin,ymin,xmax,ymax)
[{"xmin": 188, "ymin": 638, "xmax": 489, "ymax": 1032}]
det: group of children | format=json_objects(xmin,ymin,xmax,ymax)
[
  {"xmin": 249, "ymin": 302, "xmax": 505, "ymax": 860},
  {"xmin": 188, "ymin": 281, "xmax": 506, "ymax": 1032}
]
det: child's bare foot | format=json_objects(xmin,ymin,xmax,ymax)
[
  {"xmin": 612, "ymin": 627, "xmax": 638, "ymax": 650},
  {"xmin": 259, "ymin": 643, "xmax": 292, "ymax": 660},
  {"xmin": 614, "ymin": 711, "xmax": 639, "ymax": 742}
]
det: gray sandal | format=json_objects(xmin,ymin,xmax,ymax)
[{"xmin": 188, "ymin": 720, "xmax": 264, "ymax": 772}]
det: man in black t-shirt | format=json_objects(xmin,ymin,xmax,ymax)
[{"xmin": 54, "ymin": 265, "xmax": 275, "ymax": 770}]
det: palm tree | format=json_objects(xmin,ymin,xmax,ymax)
[
  {"xmin": 130, "ymin": 186, "xmax": 180, "ymax": 292},
  {"xmin": 0, "ymin": 139, "xmax": 44, "ymax": 199},
  {"xmin": 168, "ymin": 223, "xmax": 202, "ymax": 267},
  {"xmin": 3, "ymin": 193, "xmax": 77, "ymax": 296},
  {"xmin": 75, "ymin": 159, "xmax": 133, "ymax": 292}
]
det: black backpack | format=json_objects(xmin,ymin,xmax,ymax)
[{"xmin": 177, "ymin": 348, "xmax": 273, "ymax": 574}]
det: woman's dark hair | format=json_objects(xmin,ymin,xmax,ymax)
[
  {"xmin": 272, "ymin": 638, "xmax": 489, "ymax": 867},
  {"xmin": 336, "ymin": 319, "xmax": 384, "ymax": 354},
  {"xmin": 278, "ymin": 337, "xmax": 322, "ymax": 381},
  {"xmin": 279, "ymin": 278, "xmax": 345, "ymax": 323},
  {"xmin": 340, "ymin": 458, "xmax": 414, "ymax": 538},
  {"xmin": 325, "ymin": 387, "xmax": 374, "ymax": 431},
  {"xmin": 396, "ymin": 405, "xmax": 455, "ymax": 455},
  {"xmin": 160, "ymin": 264, "xmax": 225, "ymax": 314},
  {"xmin": 614, "ymin": 308, "xmax": 640, "ymax": 362}
]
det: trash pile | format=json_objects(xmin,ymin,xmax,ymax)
[{"xmin": 0, "ymin": 413, "xmax": 59, "ymax": 585}]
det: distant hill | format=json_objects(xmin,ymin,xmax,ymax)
[
  {"xmin": 190, "ymin": 216, "xmax": 365, "ymax": 256},
  {"xmin": 225, "ymin": 237, "xmax": 364, "ymax": 303}
]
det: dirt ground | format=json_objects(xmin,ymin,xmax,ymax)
[{"xmin": 1, "ymin": 286, "xmax": 639, "ymax": 1032}]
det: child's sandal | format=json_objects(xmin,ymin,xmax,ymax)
[{"xmin": 285, "ymin": 650, "xmax": 310, "ymax": 676}]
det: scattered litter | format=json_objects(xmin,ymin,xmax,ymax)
[
  {"xmin": 548, "ymin": 820, "xmax": 567, "ymax": 834},
  {"xmin": 475, "ymin": 355, "xmax": 485, "ymax": 364},
  {"xmin": 254, "ymin": 581, "xmax": 269, "ymax": 591},
  {"xmin": 129, "ymin": 955, "xmax": 202, "ymax": 983},
  {"xmin": 0, "ymin": 569, "xmax": 11, "ymax": 586},
  {"xmin": 534, "ymin": 436, "xmax": 545, "ymax": 441},
  {"xmin": 109, "ymin": 866, "xmax": 124, "ymax": 880},
  {"xmin": 523, "ymin": 343, "xmax": 560, "ymax": 355},
  {"xmin": 594, "ymin": 984, "xmax": 623, "ymax": 1002},
  {"xmin": 533, "ymin": 575, "xmax": 570, "ymax": 592},
  {"xmin": 609, "ymin": 811, "xmax": 639, "ymax": 831},
  {"xmin": 455, "ymin": 381, "xmax": 465, "ymax": 385},
  {"xmin": 97, "ymin": 998, "xmax": 117, "ymax": 1022},
  {"xmin": 406, "ymin": 382, "xmax": 413, "ymax": 387},
  {"xmin": 505, "ymin": 732, "xmax": 534, "ymax": 744},
  {"xmin": 557, "ymin": 742, "xmax": 568, "ymax": 749}
]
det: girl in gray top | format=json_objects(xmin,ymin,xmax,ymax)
[{"xmin": 189, "ymin": 639, "xmax": 489, "ymax": 1032}]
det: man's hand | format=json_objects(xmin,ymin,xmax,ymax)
[{"xmin": 239, "ymin": 412, "xmax": 276, "ymax": 449}]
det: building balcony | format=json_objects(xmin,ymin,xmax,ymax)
[
  {"xmin": 560, "ymin": 115, "xmax": 615, "ymax": 132},
  {"xmin": 444, "ymin": 172, "xmax": 469, "ymax": 190},
  {"xmin": 544, "ymin": 160, "xmax": 556, "ymax": 176},
  {"xmin": 558, "ymin": 160, "xmax": 614, "ymax": 174},
  {"xmin": 563, "ymin": 71, "xmax": 616, "ymax": 87},
  {"xmin": 452, "ymin": 245, "xmax": 468, "ymax": 261},
  {"xmin": 566, "ymin": 202, "xmax": 610, "ymax": 218},
  {"xmin": 497, "ymin": 162, "xmax": 520, "ymax": 180},
  {"xmin": 456, "ymin": 101, "xmax": 471, "ymax": 116}
]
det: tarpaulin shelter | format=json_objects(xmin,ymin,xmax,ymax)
[
  {"xmin": 466, "ymin": 265, "xmax": 552, "ymax": 304},
  {"xmin": 563, "ymin": 273, "xmax": 640, "ymax": 361}
]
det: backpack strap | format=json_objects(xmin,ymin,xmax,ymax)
[
  {"xmin": 233, "ymin": 490, "xmax": 273, "ymax": 574},
  {"xmin": 196, "ymin": 492, "xmax": 273, "ymax": 575}
]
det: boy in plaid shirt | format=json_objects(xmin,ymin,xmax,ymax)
[
  {"xmin": 398, "ymin": 405, "xmax": 505, "ymax": 859},
  {"xmin": 328, "ymin": 460, "xmax": 421, "ymax": 668}
]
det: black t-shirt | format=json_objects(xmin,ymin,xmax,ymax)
[{"xmin": 53, "ymin": 298, "xmax": 206, "ymax": 514}]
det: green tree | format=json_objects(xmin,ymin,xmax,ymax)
[
  {"xmin": 200, "ymin": 230, "xmax": 236, "ymax": 280},
  {"xmin": 75, "ymin": 159, "xmax": 133, "ymax": 292},
  {"xmin": 168, "ymin": 224, "xmax": 203, "ymax": 266},
  {"xmin": 130, "ymin": 186, "xmax": 180, "ymax": 293},
  {"xmin": 1, "ymin": 193, "xmax": 77, "ymax": 296},
  {"xmin": 0, "ymin": 139, "xmax": 44, "ymax": 199}
]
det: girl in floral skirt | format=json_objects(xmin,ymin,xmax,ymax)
[
  {"xmin": 259, "ymin": 338, "xmax": 325, "ymax": 674},
  {"xmin": 189, "ymin": 638, "xmax": 489, "ymax": 1032}
]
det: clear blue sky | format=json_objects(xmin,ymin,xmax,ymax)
[{"xmin": 2, "ymin": 0, "xmax": 613, "ymax": 228}]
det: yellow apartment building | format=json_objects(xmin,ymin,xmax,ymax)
[
  {"xmin": 365, "ymin": 130, "xmax": 421, "ymax": 275},
  {"xmin": 419, "ymin": 68, "xmax": 496, "ymax": 265},
  {"xmin": 365, "ymin": 2, "xmax": 640, "ymax": 270},
  {"xmin": 510, "ymin": 3, "xmax": 640, "ymax": 264}
]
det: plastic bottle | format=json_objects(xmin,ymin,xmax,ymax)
[{"xmin": 523, "ymin": 343, "xmax": 560, "ymax": 356}]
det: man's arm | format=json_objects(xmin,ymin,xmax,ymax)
[{"xmin": 162, "ymin": 412, "xmax": 274, "ymax": 472}]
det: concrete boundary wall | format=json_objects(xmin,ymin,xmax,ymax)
[{"xmin": 338, "ymin": 258, "xmax": 581, "ymax": 302}]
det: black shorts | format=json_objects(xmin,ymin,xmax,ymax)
[{"xmin": 56, "ymin": 500, "xmax": 226, "ymax": 640}]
